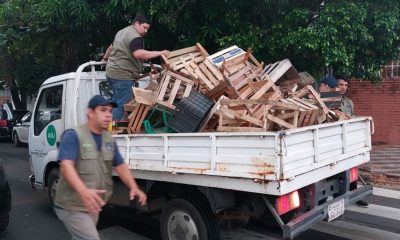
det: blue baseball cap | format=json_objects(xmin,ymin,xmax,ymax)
[
  {"xmin": 320, "ymin": 77, "xmax": 338, "ymax": 88},
  {"xmin": 88, "ymin": 95, "xmax": 116, "ymax": 109}
]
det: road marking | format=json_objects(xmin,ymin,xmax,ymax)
[
  {"xmin": 372, "ymin": 187, "xmax": 400, "ymax": 199},
  {"xmin": 347, "ymin": 203, "xmax": 400, "ymax": 221},
  {"xmin": 99, "ymin": 226, "xmax": 151, "ymax": 240},
  {"xmin": 312, "ymin": 220, "xmax": 400, "ymax": 240},
  {"xmin": 220, "ymin": 228, "xmax": 277, "ymax": 240}
]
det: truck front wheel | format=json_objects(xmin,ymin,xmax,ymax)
[
  {"xmin": 47, "ymin": 168, "xmax": 59, "ymax": 208},
  {"xmin": 13, "ymin": 132, "xmax": 21, "ymax": 147},
  {"xmin": 160, "ymin": 198, "xmax": 219, "ymax": 240}
]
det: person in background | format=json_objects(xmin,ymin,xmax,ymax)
[
  {"xmin": 337, "ymin": 77, "xmax": 354, "ymax": 116},
  {"xmin": 319, "ymin": 76, "xmax": 338, "ymax": 92},
  {"xmin": 105, "ymin": 14, "xmax": 170, "ymax": 120},
  {"xmin": 54, "ymin": 95, "xmax": 147, "ymax": 240},
  {"xmin": 336, "ymin": 76, "xmax": 369, "ymax": 208}
]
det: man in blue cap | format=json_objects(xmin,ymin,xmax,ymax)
[
  {"xmin": 54, "ymin": 95, "xmax": 147, "ymax": 240},
  {"xmin": 319, "ymin": 76, "xmax": 338, "ymax": 91}
]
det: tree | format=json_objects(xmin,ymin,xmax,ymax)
[{"xmin": 1, "ymin": 0, "xmax": 399, "ymax": 109}]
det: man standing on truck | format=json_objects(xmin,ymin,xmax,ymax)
[
  {"xmin": 53, "ymin": 95, "xmax": 147, "ymax": 240},
  {"xmin": 105, "ymin": 14, "xmax": 170, "ymax": 120},
  {"xmin": 337, "ymin": 76, "xmax": 369, "ymax": 208}
]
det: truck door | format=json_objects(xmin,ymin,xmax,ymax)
[{"xmin": 29, "ymin": 83, "xmax": 65, "ymax": 185}]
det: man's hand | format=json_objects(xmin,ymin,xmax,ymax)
[
  {"xmin": 129, "ymin": 188, "xmax": 147, "ymax": 206},
  {"xmin": 161, "ymin": 50, "xmax": 171, "ymax": 58},
  {"xmin": 78, "ymin": 188, "xmax": 107, "ymax": 213}
]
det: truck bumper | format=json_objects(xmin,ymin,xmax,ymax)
[{"xmin": 267, "ymin": 185, "xmax": 373, "ymax": 239}]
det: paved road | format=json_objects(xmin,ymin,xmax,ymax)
[
  {"xmin": 0, "ymin": 141, "xmax": 399, "ymax": 240},
  {"xmin": 0, "ymin": 141, "xmax": 158, "ymax": 240}
]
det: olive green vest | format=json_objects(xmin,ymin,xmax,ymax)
[
  {"xmin": 106, "ymin": 25, "xmax": 144, "ymax": 80},
  {"xmin": 54, "ymin": 125, "xmax": 115, "ymax": 212}
]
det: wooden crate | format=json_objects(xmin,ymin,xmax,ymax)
[
  {"xmin": 162, "ymin": 43, "xmax": 209, "ymax": 73},
  {"xmin": 127, "ymin": 103, "xmax": 150, "ymax": 134},
  {"xmin": 217, "ymin": 99, "xmax": 267, "ymax": 132},
  {"xmin": 154, "ymin": 71, "xmax": 194, "ymax": 110}
]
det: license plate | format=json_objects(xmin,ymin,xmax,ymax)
[{"xmin": 327, "ymin": 199, "xmax": 345, "ymax": 221}]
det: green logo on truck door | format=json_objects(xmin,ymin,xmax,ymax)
[{"xmin": 46, "ymin": 125, "xmax": 57, "ymax": 146}]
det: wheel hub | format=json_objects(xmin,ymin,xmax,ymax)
[{"xmin": 168, "ymin": 210, "xmax": 199, "ymax": 240}]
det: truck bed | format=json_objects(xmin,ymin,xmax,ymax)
[{"xmin": 114, "ymin": 117, "xmax": 372, "ymax": 196}]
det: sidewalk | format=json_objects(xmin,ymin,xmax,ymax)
[{"xmin": 359, "ymin": 145, "xmax": 400, "ymax": 190}]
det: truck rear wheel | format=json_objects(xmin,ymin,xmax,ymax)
[
  {"xmin": 160, "ymin": 198, "xmax": 219, "ymax": 240},
  {"xmin": 47, "ymin": 168, "xmax": 59, "ymax": 208}
]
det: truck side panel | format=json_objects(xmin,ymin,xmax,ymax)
[
  {"xmin": 115, "ymin": 133, "xmax": 280, "ymax": 180},
  {"xmin": 281, "ymin": 118, "xmax": 371, "ymax": 179},
  {"xmin": 114, "ymin": 117, "xmax": 371, "ymax": 196}
]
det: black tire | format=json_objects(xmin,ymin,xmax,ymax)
[
  {"xmin": 13, "ymin": 132, "xmax": 21, "ymax": 147},
  {"xmin": 47, "ymin": 168, "xmax": 59, "ymax": 208},
  {"xmin": 0, "ymin": 214, "xmax": 9, "ymax": 233},
  {"xmin": 0, "ymin": 183, "xmax": 11, "ymax": 232},
  {"xmin": 160, "ymin": 198, "xmax": 219, "ymax": 240}
]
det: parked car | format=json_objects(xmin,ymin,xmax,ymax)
[
  {"xmin": 0, "ymin": 102, "xmax": 28, "ymax": 141},
  {"xmin": 0, "ymin": 102, "xmax": 13, "ymax": 139},
  {"xmin": 0, "ymin": 158, "xmax": 11, "ymax": 233},
  {"xmin": 12, "ymin": 111, "xmax": 31, "ymax": 147}
]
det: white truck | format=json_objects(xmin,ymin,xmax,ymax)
[{"xmin": 29, "ymin": 61, "xmax": 373, "ymax": 239}]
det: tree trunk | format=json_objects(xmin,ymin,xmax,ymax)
[
  {"xmin": 63, "ymin": 43, "xmax": 76, "ymax": 73},
  {"xmin": 1, "ymin": 49, "xmax": 27, "ymax": 110}
]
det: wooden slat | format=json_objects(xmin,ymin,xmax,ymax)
[
  {"xmin": 180, "ymin": 57, "xmax": 198, "ymax": 79},
  {"xmin": 298, "ymin": 111, "xmax": 308, "ymax": 126},
  {"xmin": 217, "ymin": 126, "xmax": 263, "ymax": 132},
  {"xmin": 168, "ymin": 46, "xmax": 198, "ymax": 58},
  {"xmin": 306, "ymin": 85, "xmax": 330, "ymax": 114},
  {"xmin": 183, "ymin": 84, "xmax": 192, "ymax": 98},
  {"xmin": 204, "ymin": 59, "xmax": 223, "ymax": 80},
  {"xmin": 286, "ymin": 98, "xmax": 313, "ymax": 110},
  {"xmin": 133, "ymin": 88, "xmax": 155, "ymax": 106},
  {"xmin": 238, "ymin": 86, "xmax": 254, "ymax": 99},
  {"xmin": 196, "ymin": 43, "xmax": 209, "ymax": 57},
  {"xmin": 199, "ymin": 96, "xmax": 227, "ymax": 131},
  {"xmin": 249, "ymin": 52, "xmax": 263, "ymax": 68},
  {"xmin": 251, "ymin": 80, "xmax": 274, "ymax": 100},
  {"xmin": 157, "ymin": 75, "xmax": 170, "ymax": 101},
  {"xmin": 221, "ymin": 107, "xmax": 263, "ymax": 127},
  {"xmin": 168, "ymin": 71, "xmax": 194, "ymax": 84},
  {"xmin": 199, "ymin": 63, "xmax": 220, "ymax": 85},
  {"xmin": 308, "ymin": 110, "xmax": 318, "ymax": 126},
  {"xmin": 168, "ymin": 80, "xmax": 181, "ymax": 104},
  {"xmin": 293, "ymin": 110, "xmax": 299, "ymax": 127},
  {"xmin": 195, "ymin": 67, "xmax": 215, "ymax": 89},
  {"xmin": 266, "ymin": 114, "xmax": 295, "ymax": 129},
  {"xmin": 292, "ymin": 97, "xmax": 319, "ymax": 109}
]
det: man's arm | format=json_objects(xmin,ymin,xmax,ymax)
[
  {"xmin": 59, "ymin": 160, "xmax": 106, "ymax": 213},
  {"xmin": 103, "ymin": 44, "xmax": 113, "ymax": 60},
  {"xmin": 114, "ymin": 163, "xmax": 147, "ymax": 206},
  {"xmin": 133, "ymin": 49, "xmax": 170, "ymax": 61}
]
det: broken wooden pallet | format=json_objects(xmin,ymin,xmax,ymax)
[
  {"xmin": 162, "ymin": 43, "xmax": 209, "ymax": 73},
  {"xmin": 127, "ymin": 103, "xmax": 150, "ymax": 134},
  {"xmin": 154, "ymin": 71, "xmax": 194, "ymax": 110}
]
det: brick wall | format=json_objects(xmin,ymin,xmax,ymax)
[{"xmin": 348, "ymin": 78, "xmax": 400, "ymax": 145}]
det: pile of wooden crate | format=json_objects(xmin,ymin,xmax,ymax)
[{"xmin": 121, "ymin": 43, "xmax": 350, "ymax": 134}]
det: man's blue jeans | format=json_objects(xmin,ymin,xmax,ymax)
[{"xmin": 107, "ymin": 76, "xmax": 133, "ymax": 120}]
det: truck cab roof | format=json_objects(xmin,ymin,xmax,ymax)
[{"xmin": 42, "ymin": 71, "xmax": 107, "ymax": 86}]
